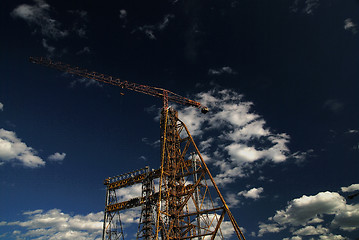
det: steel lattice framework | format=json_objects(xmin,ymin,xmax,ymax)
[{"xmin": 30, "ymin": 57, "xmax": 246, "ymax": 240}]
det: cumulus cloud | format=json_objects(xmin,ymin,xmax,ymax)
[
  {"xmin": 1, "ymin": 209, "xmax": 103, "ymax": 240},
  {"xmin": 238, "ymin": 187, "xmax": 264, "ymax": 199},
  {"xmin": 257, "ymin": 189, "xmax": 359, "ymax": 239},
  {"xmin": 292, "ymin": 225, "xmax": 329, "ymax": 236},
  {"xmin": 175, "ymin": 88, "xmax": 301, "ymax": 185},
  {"xmin": 48, "ymin": 152, "xmax": 66, "ymax": 162},
  {"xmin": 208, "ymin": 66, "xmax": 237, "ymax": 75},
  {"xmin": 0, "ymin": 128, "xmax": 45, "ymax": 168},
  {"xmin": 132, "ymin": 14, "xmax": 174, "ymax": 40},
  {"xmin": 116, "ymin": 184, "xmax": 143, "ymax": 202},
  {"xmin": 272, "ymin": 192, "xmax": 346, "ymax": 226},
  {"xmin": 341, "ymin": 183, "xmax": 359, "ymax": 193},
  {"xmin": 344, "ymin": 18, "xmax": 357, "ymax": 34},
  {"xmin": 258, "ymin": 223, "xmax": 285, "ymax": 237}
]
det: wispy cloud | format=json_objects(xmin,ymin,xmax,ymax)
[
  {"xmin": 290, "ymin": 0, "xmax": 320, "ymax": 15},
  {"xmin": 323, "ymin": 99, "xmax": 344, "ymax": 113},
  {"xmin": 132, "ymin": 14, "xmax": 175, "ymax": 40},
  {"xmin": 258, "ymin": 187, "xmax": 359, "ymax": 238},
  {"xmin": 344, "ymin": 18, "xmax": 357, "ymax": 35},
  {"xmin": 119, "ymin": 9, "xmax": 128, "ymax": 28},
  {"xmin": 41, "ymin": 38, "xmax": 55, "ymax": 56},
  {"xmin": 70, "ymin": 77, "xmax": 103, "ymax": 88},
  {"xmin": 208, "ymin": 66, "xmax": 237, "ymax": 75},
  {"xmin": 0, "ymin": 128, "xmax": 45, "ymax": 168},
  {"xmin": 141, "ymin": 137, "xmax": 160, "ymax": 148},
  {"xmin": 68, "ymin": 9, "xmax": 88, "ymax": 38},
  {"xmin": 11, "ymin": 0, "xmax": 89, "ymax": 55},
  {"xmin": 0, "ymin": 102, "xmax": 3, "ymax": 111},
  {"xmin": 76, "ymin": 46, "xmax": 91, "ymax": 55},
  {"xmin": 11, "ymin": 0, "xmax": 68, "ymax": 39}
]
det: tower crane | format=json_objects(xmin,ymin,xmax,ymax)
[
  {"xmin": 30, "ymin": 56, "xmax": 245, "ymax": 240},
  {"xmin": 29, "ymin": 57, "xmax": 209, "ymax": 113}
]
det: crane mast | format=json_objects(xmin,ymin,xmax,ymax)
[{"xmin": 30, "ymin": 57, "xmax": 246, "ymax": 240}]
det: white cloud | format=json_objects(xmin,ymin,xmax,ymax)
[
  {"xmin": 292, "ymin": 225, "xmax": 329, "ymax": 236},
  {"xmin": 0, "ymin": 102, "xmax": 3, "ymax": 111},
  {"xmin": 341, "ymin": 183, "xmax": 359, "ymax": 193},
  {"xmin": 258, "ymin": 223, "xmax": 285, "ymax": 237},
  {"xmin": 272, "ymin": 191, "xmax": 346, "ymax": 226},
  {"xmin": 332, "ymin": 203, "xmax": 359, "ymax": 231},
  {"xmin": 347, "ymin": 129, "xmax": 358, "ymax": 134},
  {"xmin": 208, "ymin": 66, "xmax": 237, "ymax": 75},
  {"xmin": 48, "ymin": 152, "xmax": 66, "ymax": 162},
  {"xmin": 2, "ymin": 209, "xmax": 103, "ymax": 240},
  {"xmin": 116, "ymin": 184, "xmax": 143, "ymax": 202},
  {"xmin": 318, "ymin": 233, "xmax": 347, "ymax": 240},
  {"xmin": 0, "ymin": 128, "xmax": 45, "ymax": 168},
  {"xmin": 283, "ymin": 236, "xmax": 302, "ymax": 240},
  {"xmin": 11, "ymin": 0, "xmax": 69, "ymax": 39},
  {"xmin": 201, "ymin": 214, "xmax": 239, "ymax": 239},
  {"xmin": 176, "ymin": 88, "xmax": 299, "ymax": 184},
  {"xmin": 225, "ymin": 192, "xmax": 241, "ymax": 207},
  {"xmin": 344, "ymin": 18, "xmax": 357, "ymax": 34},
  {"xmin": 238, "ymin": 187, "xmax": 264, "ymax": 199},
  {"xmin": 258, "ymin": 188, "xmax": 359, "ymax": 238}
]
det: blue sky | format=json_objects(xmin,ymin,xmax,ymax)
[{"xmin": 1, "ymin": 0, "xmax": 359, "ymax": 239}]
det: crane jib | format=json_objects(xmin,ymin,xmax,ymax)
[{"xmin": 29, "ymin": 57, "xmax": 208, "ymax": 113}]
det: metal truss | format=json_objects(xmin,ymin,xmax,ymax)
[{"xmin": 102, "ymin": 108, "xmax": 246, "ymax": 240}]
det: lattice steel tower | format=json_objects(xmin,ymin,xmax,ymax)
[{"xmin": 30, "ymin": 57, "xmax": 246, "ymax": 240}]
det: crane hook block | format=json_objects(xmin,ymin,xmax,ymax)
[{"xmin": 201, "ymin": 107, "xmax": 209, "ymax": 114}]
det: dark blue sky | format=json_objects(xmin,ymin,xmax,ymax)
[{"xmin": 1, "ymin": 0, "xmax": 359, "ymax": 239}]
